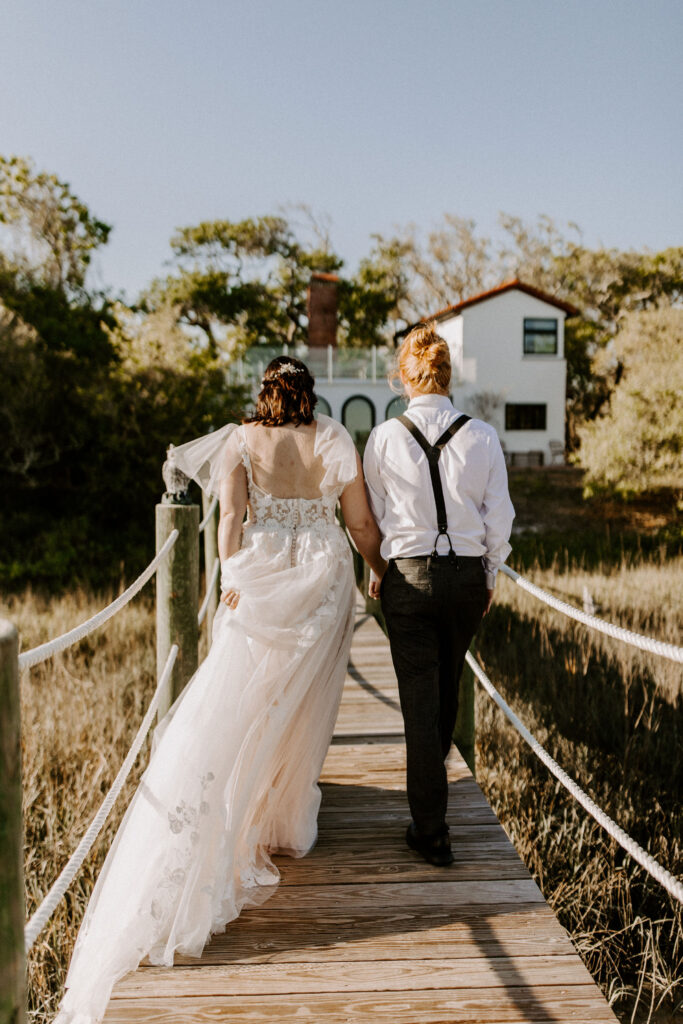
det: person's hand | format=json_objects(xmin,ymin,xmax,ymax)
[
  {"xmin": 221, "ymin": 589, "xmax": 240, "ymax": 610},
  {"xmin": 368, "ymin": 562, "xmax": 387, "ymax": 601},
  {"xmin": 483, "ymin": 588, "xmax": 494, "ymax": 615}
]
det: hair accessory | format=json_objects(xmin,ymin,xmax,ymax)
[{"xmin": 271, "ymin": 361, "xmax": 305, "ymax": 377}]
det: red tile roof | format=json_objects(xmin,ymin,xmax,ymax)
[{"xmin": 414, "ymin": 279, "xmax": 580, "ymax": 328}]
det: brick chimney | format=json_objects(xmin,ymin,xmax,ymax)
[{"xmin": 307, "ymin": 272, "xmax": 339, "ymax": 347}]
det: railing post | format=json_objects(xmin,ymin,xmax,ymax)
[
  {"xmin": 453, "ymin": 648, "xmax": 476, "ymax": 776},
  {"xmin": 201, "ymin": 492, "xmax": 220, "ymax": 639},
  {"xmin": 156, "ymin": 502, "xmax": 200, "ymax": 721},
  {"xmin": 0, "ymin": 618, "xmax": 27, "ymax": 1024}
]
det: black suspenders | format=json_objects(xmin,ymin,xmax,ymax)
[{"xmin": 397, "ymin": 413, "xmax": 471, "ymax": 563}]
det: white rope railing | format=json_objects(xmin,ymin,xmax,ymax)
[
  {"xmin": 198, "ymin": 496, "xmax": 218, "ymax": 533},
  {"xmin": 466, "ymin": 651, "xmax": 683, "ymax": 905},
  {"xmin": 198, "ymin": 557, "xmax": 220, "ymax": 626},
  {"xmin": 24, "ymin": 644, "xmax": 179, "ymax": 953},
  {"xmin": 19, "ymin": 531, "xmax": 179, "ymax": 670},
  {"xmin": 500, "ymin": 565, "xmax": 683, "ymax": 664}
]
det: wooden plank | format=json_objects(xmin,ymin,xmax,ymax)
[
  {"xmin": 228, "ymin": 879, "xmax": 545, "ymax": 912},
  {"xmin": 318, "ymin": 767, "xmax": 472, "ymax": 786},
  {"xmin": 103, "ymin": 986, "xmax": 617, "ymax": 1022},
  {"xmin": 273, "ymin": 857, "xmax": 530, "ymax": 886},
  {"xmin": 276, "ymin": 831, "xmax": 524, "ymax": 867},
  {"xmin": 319, "ymin": 780, "xmax": 484, "ymax": 802},
  {"xmin": 310, "ymin": 824, "xmax": 522, "ymax": 852},
  {"xmin": 114, "ymin": 954, "xmax": 598, "ymax": 997},
  {"xmin": 321, "ymin": 742, "xmax": 465, "ymax": 772},
  {"xmin": 333, "ymin": 718, "xmax": 404, "ymax": 736},
  {"xmin": 316, "ymin": 805, "xmax": 499, "ymax": 826},
  {"xmin": 330, "ymin": 733, "xmax": 407, "ymax": 745},
  {"xmin": 168, "ymin": 907, "xmax": 576, "ymax": 965}
]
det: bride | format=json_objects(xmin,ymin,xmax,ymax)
[{"xmin": 55, "ymin": 356, "xmax": 386, "ymax": 1023}]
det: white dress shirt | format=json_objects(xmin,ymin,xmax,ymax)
[{"xmin": 363, "ymin": 394, "xmax": 514, "ymax": 589}]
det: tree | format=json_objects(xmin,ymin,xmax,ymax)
[
  {"xmin": 338, "ymin": 235, "xmax": 413, "ymax": 347},
  {"xmin": 366, "ymin": 217, "xmax": 493, "ymax": 324},
  {"xmin": 576, "ymin": 306, "xmax": 683, "ymax": 496},
  {"xmin": 0, "ymin": 155, "xmax": 111, "ymax": 297},
  {"xmin": 0, "ymin": 157, "xmax": 246, "ymax": 588},
  {"xmin": 144, "ymin": 215, "xmax": 341, "ymax": 355},
  {"xmin": 0, "ymin": 155, "xmax": 117, "ymax": 483}
]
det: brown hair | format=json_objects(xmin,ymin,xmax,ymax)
[
  {"xmin": 244, "ymin": 356, "xmax": 317, "ymax": 427},
  {"xmin": 395, "ymin": 322, "xmax": 451, "ymax": 394}
]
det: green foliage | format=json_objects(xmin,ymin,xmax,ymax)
[
  {"xmin": 145, "ymin": 212, "xmax": 412, "ymax": 353},
  {"xmin": 577, "ymin": 307, "xmax": 683, "ymax": 497},
  {"xmin": 0, "ymin": 154, "xmax": 111, "ymax": 296},
  {"xmin": 0, "ymin": 157, "xmax": 246, "ymax": 590},
  {"xmin": 0, "ymin": 299, "xmax": 246, "ymax": 590},
  {"xmin": 0, "ymin": 271, "xmax": 118, "ymax": 490},
  {"xmin": 337, "ymin": 235, "xmax": 412, "ymax": 347},
  {"xmin": 144, "ymin": 214, "xmax": 342, "ymax": 354}
]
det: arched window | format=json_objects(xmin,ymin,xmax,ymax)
[
  {"xmin": 385, "ymin": 395, "xmax": 408, "ymax": 420},
  {"xmin": 342, "ymin": 395, "xmax": 375, "ymax": 451},
  {"xmin": 314, "ymin": 394, "xmax": 332, "ymax": 418}
]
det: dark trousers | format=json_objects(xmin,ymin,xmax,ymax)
[{"xmin": 381, "ymin": 555, "xmax": 488, "ymax": 837}]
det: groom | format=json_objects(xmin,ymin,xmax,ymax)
[{"xmin": 364, "ymin": 323, "xmax": 514, "ymax": 866}]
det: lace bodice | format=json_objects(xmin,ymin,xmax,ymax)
[{"xmin": 237, "ymin": 429, "xmax": 337, "ymax": 531}]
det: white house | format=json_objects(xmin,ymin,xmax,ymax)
[
  {"xmin": 231, "ymin": 277, "xmax": 578, "ymax": 465},
  {"xmin": 313, "ymin": 279, "xmax": 578, "ymax": 464},
  {"xmin": 418, "ymin": 279, "xmax": 578, "ymax": 464}
]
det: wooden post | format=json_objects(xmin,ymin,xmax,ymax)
[
  {"xmin": 156, "ymin": 503, "xmax": 200, "ymax": 721},
  {"xmin": 201, "ymin": 492, "xmax": 220, "ymax": 640},
  {"xmin": 0, "ymin": 618, "xmax": 27, "ymax": 1024},
  {"xmin": 453, "ymin": 648, "xmax": 476, "ymax": 776}
]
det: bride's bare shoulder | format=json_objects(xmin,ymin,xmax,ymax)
[{"xmin": 243, "ymin": 421, "xmax": 318, "ymax": 441}]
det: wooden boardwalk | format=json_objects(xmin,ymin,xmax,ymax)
[{"xmin": 104, "ymin": 598, "xmax": 617, "ymax": 1023}]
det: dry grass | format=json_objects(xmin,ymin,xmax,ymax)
[
  {"xmin": 1, "ymin": 588, "xmax": 159, "ymax": 1023},
  {"xmin": 475, "ymin": 555, "xmax": 683, "ymax": 1023}
]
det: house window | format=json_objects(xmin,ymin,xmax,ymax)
[
  {"xmin": 523, "ymin": 318, "xmax": 558, "ymax": 355},
  {"xmin": 314, "ymin": 395, "xmax": 332, "ymax": 418},
  {"xmin": 342, "ymin": 395, "xmax": 375, "ymax": 451},
  {"xmin": 385, "ymin": 395, "xmax": 408, "ymax": 420},
  {"xmin": 505, "ymin": 403, "xmax": 547, "ymax": 431}
]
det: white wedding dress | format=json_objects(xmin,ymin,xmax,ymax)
[{"xmin": 55, "ymin": 416, "xmax": 357, "ymax": 1024}]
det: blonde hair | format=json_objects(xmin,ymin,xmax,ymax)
[{"xmin": 395, "ymin": 322, "xmax": 451, "ymax": 394}]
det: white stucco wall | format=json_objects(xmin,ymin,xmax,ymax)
[
  {"xmin": 443, "ymin": 290, "xmax": 567, "ymax": 460},
  {"xmin": 314, "ymin": 380, "xmax": 398, "ymax": 425}
]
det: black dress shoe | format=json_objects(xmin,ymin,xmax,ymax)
[{"xmin": 405, "ymin": 822, "xmax": 454, "ymax": 867}]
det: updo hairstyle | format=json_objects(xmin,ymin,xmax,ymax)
[
  {"xmin": 244, "ymin": 356, "xmax": 317, "ymax": 427},
  {"xmin": 396, "ymin": 322, "xmax": 451, "ymax": 394}
]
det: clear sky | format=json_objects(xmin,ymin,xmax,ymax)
[{"xmin": 1, "ymin": 0, "xmax": 681, "ymax": 301}]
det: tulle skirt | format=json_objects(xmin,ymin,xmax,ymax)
[{"xmin": 55, "ymin": 524, "xmax": 355, "ymax": 1024}]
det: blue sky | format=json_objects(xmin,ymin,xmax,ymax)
[{"xmin": 1, "ymin": 0, "xmax": 681, "ymax": 301}]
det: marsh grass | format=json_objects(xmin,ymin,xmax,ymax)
[
  {"xmin": 2, "ymin": 587, "xmax": 162, "ymax": 1022},
  {"xmin": 475, "ymin": 555, "xmax": 683, "ymax": 1022}
]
